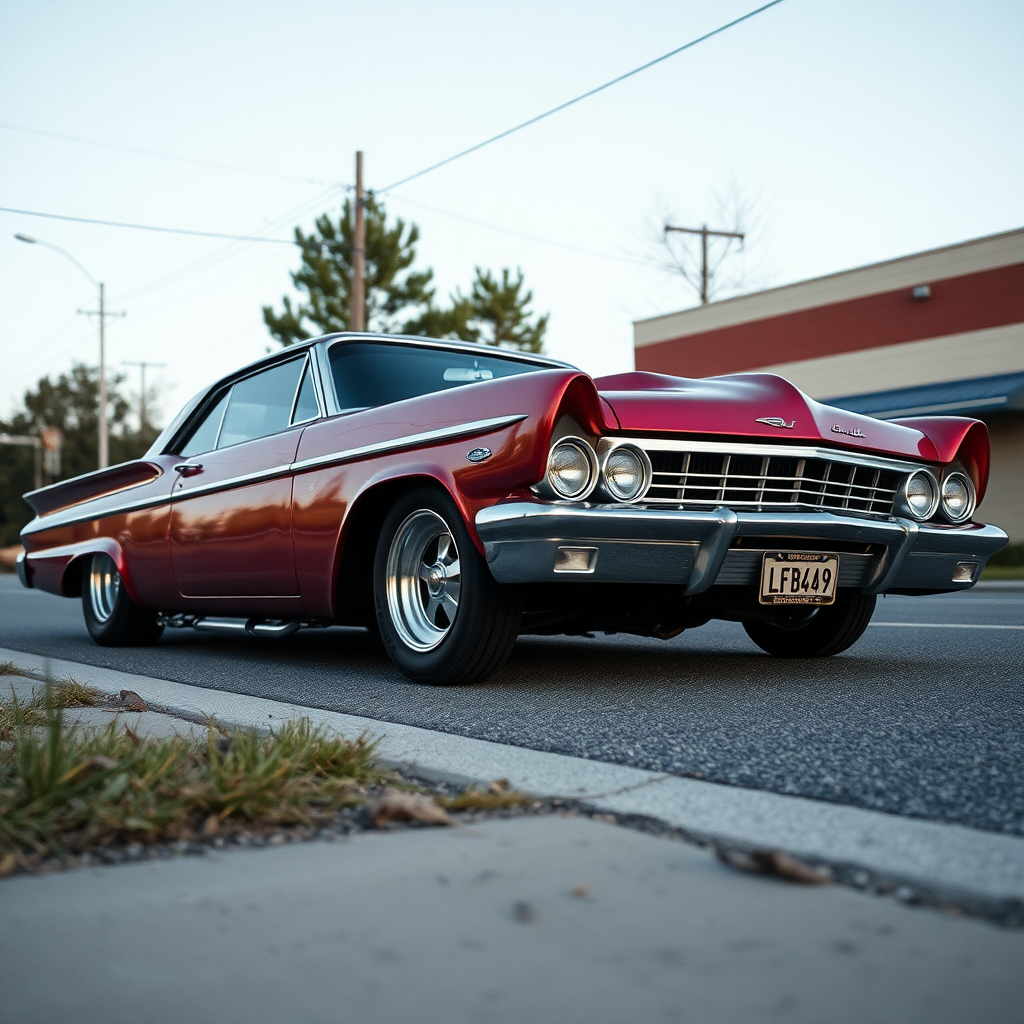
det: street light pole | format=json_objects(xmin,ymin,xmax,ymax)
[{"xmin": 14, "ymin": 233, "xmax": 124, "ymax": 469}]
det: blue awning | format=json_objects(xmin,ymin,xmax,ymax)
[{"xmin": 826, "ymin": 371, "xmax": 1024, "ymax": 420}]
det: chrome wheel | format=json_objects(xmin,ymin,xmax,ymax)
[
  {"xmin": 88, "ymin": 554, "xmax": 121, "ymax": 624},
  {"xmin": 385, "ymin": 509, "xmax": 461, "ymax": 652}
]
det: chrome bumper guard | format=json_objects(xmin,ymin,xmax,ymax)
[{"xmin": 475, "ymin": 502, "xmax": 1008, "ymax": 594}]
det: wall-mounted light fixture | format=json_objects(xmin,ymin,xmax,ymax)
[{"xmin": 911, "ymin": 284, "xmax": 931, "ymax": 301}]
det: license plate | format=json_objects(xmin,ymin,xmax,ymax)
[{"xmin": 759, "ymin": 552, "xmax": 839, "ymax": 605}]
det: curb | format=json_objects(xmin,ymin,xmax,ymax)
[{"xmin": 4, "ymin": 644, "xmax": 1023, "ymax": 917}]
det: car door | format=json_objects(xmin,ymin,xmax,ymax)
[{"xmin": 169, "ymin": 355, "xmax": 321, "ymax": 598}]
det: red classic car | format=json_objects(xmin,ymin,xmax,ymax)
[{"xmin": 17, "ymin": 333, "xmax": 1007, "ymax": 684}]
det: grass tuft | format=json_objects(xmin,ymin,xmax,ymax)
[
  {"xmin": 0, "ymin": 662, "xmax": 22, "ymax": 676},
  {"xmin": 0, "ymin": 698, "xmax": 386, "ymax": 869}
]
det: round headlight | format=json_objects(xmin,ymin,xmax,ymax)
[
  {"xmin": 602, "ymin": 445, "xmax": 650, "ymax": 502},
  {"xmin": 903, "ymin": 470, "xmax": 939, "ymax": 520},
  {"xmin": 546, "ymin": 439, "xmax": 596, "ymax": 500},
  {"xmin": 941, "ymin": 472, "xmax": 974, "ymax": 523}
]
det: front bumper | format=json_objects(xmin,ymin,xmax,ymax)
[{"xmin": 475, "ymin": 502, "xmax": 1008, "ymax": 594}]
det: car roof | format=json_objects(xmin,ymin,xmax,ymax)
[{"xmin": 145, "ymin": 332, "xmax": 575, "ymax": 459}]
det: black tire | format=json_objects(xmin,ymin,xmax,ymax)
[
  {"xmin": 373, "ymin": 487, "xmax": 521, "ymax": 685},
  {"xmin": 743, "ymin": 590, "xmax": 876, "ymax": 658},
  {"xmin": 82, "ymin": 553, "xmax": 164, "ymax": 647}
]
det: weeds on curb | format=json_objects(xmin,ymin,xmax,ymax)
[
  {"xmin": 0, "ymin": 693, "xmax": 386, "ymax": 873},
  {"xmin": 0, "ymin": 678, "xmax": 104, "ymax": 740},
  {"xmin": 0, "ymin": 661, "xmax": 21, "ymax": 676}
]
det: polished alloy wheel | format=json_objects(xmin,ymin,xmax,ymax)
[
  {"xmin": 386, "ymin": 509, "xmax": 461, "ymax": 652},
  {"xmin": 88, "ymin": 554, "xmax": 121, "ymax": 624}
]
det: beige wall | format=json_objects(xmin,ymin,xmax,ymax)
[
  {"xmin": 977, "ymin": 412, "xmax": 1024, "ymax": 542},
  {"xmin": 753, "ymin": 323, "xmax": 1024, "ymax": 401}
]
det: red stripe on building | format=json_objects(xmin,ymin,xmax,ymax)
[{"xmin": 636, "ymin": 263, "xmax": 1024, "ymax": 379}]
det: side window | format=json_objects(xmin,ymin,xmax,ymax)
[
  {"xmin": 179, "ymin": 391, "xmax": 228, "ymax": 458},
  {"xmin": 291, "ymin": 361, "xmax": 320, "ymax": 425},
  {"xmin": 217, "ymin": 359, "xmax": 306, "ymax": 448}
]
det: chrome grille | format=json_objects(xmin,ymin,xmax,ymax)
[{"xmin": 644, "ymin": 450, "xmax": 902, "ymax": 516}]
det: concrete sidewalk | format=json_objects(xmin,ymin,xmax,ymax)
[
  {"xmin": 3, "ymin": 664, "xmax": 1024, "ymax": 1023},
  {"xmin": 2, "ymin": 814, "xmax": 1023, "ymax": 1024}
]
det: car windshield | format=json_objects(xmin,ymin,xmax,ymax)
[{"xmin": 328, "ymin": 341, "xmax": 544, "ymax": 411}]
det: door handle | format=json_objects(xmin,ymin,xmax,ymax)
[{"xmin": 174, "ymin": 463, "xmax": 204, "ymax": 477}]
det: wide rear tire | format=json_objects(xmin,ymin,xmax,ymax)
[
  {"xmin": 82, "ymin": 553, "xmax": 164, "ymax": 647},
  {"xmin": 743, "ymin": 591, "xmax": 875, "ymax": 658},
  {"xmin": 373, "ymin": 487, "xmax": 521, "ymax": 685}
]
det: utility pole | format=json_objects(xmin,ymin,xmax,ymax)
[
  {"xmin": 79, "ymin": 284, "xmax": 126, "ymax": 468},
  {"xmin": 350, "ymin": 150, "xmax": 366, "ymax": 332},
  {"xmin": 122, "ymin": 360, "xmax": 166, "ymax": 433},
  {"xmin": 664, "ymin": 224, "xmax": 745, "ymax": 305}
]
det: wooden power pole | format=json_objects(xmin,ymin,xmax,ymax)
[
  {"xmin": 664, "ymin": 224, "xmax": 745, "ymax": 304},
  {"xmin": 351, "ymin": 151, "xmax": 366, "ymax": 331}
]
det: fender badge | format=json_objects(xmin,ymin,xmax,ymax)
[
  {"xmin": 466, "ymin": 447, "xmax": 492, "ymax": 463},
  {"xmin": 831, "ymin": 424, "xmax": 865, "ymax": 438},
  {"xmin": 755, "ymin": 417, "xmax": 795, "ymax": 429}
]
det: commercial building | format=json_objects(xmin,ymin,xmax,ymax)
[{"xmin": 633, "ymin": 229, "xmax": 1024, "ymax": 540}]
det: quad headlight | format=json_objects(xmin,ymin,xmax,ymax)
[
  {"xmin": 544, "ymin": 437, "xmax": 598, "ymax": 500},
  {"xmin": 600, "ymin": 444, "xmax": 652, "ymax": 502},
  {"xmin": 899, "ymin": 470, "xmax": 940, "ymax": 521},
  {"xmin": 941, "ymin": 471, "xmax": 975, "ymax": 523}
]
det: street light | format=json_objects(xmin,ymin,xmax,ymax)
[{"xmin": 14, "ymin": 233, "xmax": 123, "ymax": 469}]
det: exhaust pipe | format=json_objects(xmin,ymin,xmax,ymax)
[{"xmin": 184, "ymin": 616, "xmax": 302, "ymax": 638}]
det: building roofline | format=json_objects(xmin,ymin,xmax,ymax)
[{"xmin": 634, "ymin": 227, "xmax": 1024, "ymax": 346}]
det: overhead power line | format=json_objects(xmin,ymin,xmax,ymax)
[
  {"xmin": 389, "ymin": 192, "xmax": 660, "ymax": 268},
  {"xmin": 0, "ymin": 205, "xmax": 301, "ymax": 244},
  {"xmin": 377, "ymin": 0, "xmax": 785, "ymax": 194},
  {"xmin": 0, "ymin": 120, "xmax": 339, "ymax": 186}
]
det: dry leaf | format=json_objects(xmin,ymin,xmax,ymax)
[
  {"xmin": 372, "ymin": 790, "xmax": 452, "ymax": 827},
  {"xmin": 119, "ymin": 690, "xmax": 148, "ymax": 712},
  {"xmin": 488, "ymin": 778, "xmax": 511, "ymax": 794},
  {"xmin": 762, "ymin": 851, "xmax": 832, "ymax": 885},
  {"xmin": 0, "ymin": 852, "xmax": 17, "ymax": 877},
  {"xmin": 715, "ymin": 845, "xmax": 831, "ymax": 885}
]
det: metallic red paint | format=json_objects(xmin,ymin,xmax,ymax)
[{"xmin": 18, "ymin": 338, "xmax": 996, "ymax": 623}]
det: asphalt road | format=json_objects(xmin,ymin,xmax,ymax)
[{"xmin": 2, "ymin": 575, "xmax": 1021, "ymax": 837}]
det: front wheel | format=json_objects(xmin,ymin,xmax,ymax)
[
  {"xmin": 82, "ymin": 553, "xmax": 164, "ymax": 647},
  {"xmin": 743, "ymin": 591, "xmax": 876, "ymax": 658},
  {"xmin": 373, "ymin": 488, "xmax": 521, "ymax": 685}
]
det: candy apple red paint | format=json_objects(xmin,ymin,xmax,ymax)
[{"xmin": 18, "ymin": 333, "xmax": 1008, "ymax": 683}]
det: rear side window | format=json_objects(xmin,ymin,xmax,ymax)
[
  {"xmin": 218, "ymin": 358, "xmax": 306, "ymax": 447},
  {"xmin": 177, "ymin": 357, "xmax": 312, "ymax": 455},
  {"xmin": 179, "ymin": 392, "xmax": 228, "ymax": 458},
  {"xmin": 329, "ymin": 342, "xmax": 540, "ymax": 411}
]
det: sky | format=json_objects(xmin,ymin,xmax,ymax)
[{"xmin": 1, "ymin": 0, "xmax": 1022, "ymax": 430}]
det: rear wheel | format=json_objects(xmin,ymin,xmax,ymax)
[
  {"xmin": 373, "ymin": 487, "xmax": 521, "ymax": 685},
  {"xmin": 743, "ymin": 591, "xmax": 875, "ymax": 658},
  {"xmin": 82, "ymin": 553, "xmax": 164, "ymax": 647}
]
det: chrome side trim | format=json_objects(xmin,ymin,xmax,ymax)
[
  {"xmin": 622, "ymin": 436, "xmax": 932, "ymax": 475},
  {"xmin": 290, "ymin": 414, "xmax": 528, "ymax": 474},
  {"xmin": 23, "ymin": 415, "xmax": 529, "ymax": 535}
]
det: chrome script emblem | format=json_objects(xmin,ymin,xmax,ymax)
[
  {"xmin": 755, "ymin": 417, "xmax": 795, "ymax": 429},
  {"xmin": 466, "ymin": 447, "xmax": 492, "ymax": 463},
  {"xmin": 831, "ymin": 424, "xmax": 865, "ymax": 438}
]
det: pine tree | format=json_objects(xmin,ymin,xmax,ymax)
[
  {"xmin": 405, "ymin": 268, "xmax": 548, "ymax": 354},
  {"xmin": 263, "ymin": 195, "xmax": 435, "ymax": 343}
]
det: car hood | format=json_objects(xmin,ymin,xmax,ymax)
[{"xmin": 594, "ymin": 371, "xmax": 938, "ymax": 462}]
